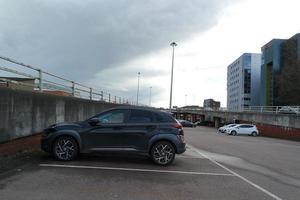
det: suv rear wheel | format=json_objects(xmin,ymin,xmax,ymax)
[
  {"xmin": 53, "ymin": 136, "xmax": 78, "ymax": 161},
  {"xmin": 150, "ymin": 141, "xmax": 175, "ymax": 166}
]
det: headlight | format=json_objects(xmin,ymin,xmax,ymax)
[{"xmin": 44, "ymin": 125, "xmax": 57, "ymax": 134}]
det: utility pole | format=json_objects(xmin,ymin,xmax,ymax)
[
  {"xmin": 169, "ymin": 42, "xmax": 177, "ymax": 109},
  {"xmin": 149, "ymin": 86, "xmax": 152, "ymax": 106},
  {"xmin": 136, "ymin": 72, "xmax": 141, "ymax": 105}
]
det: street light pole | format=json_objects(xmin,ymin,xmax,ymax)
[
  {"xmin": 169, "ymin": 42, "xmax": 177, "ymax": 109},
  {"xmin": 149, "ymin": 86, "xmax": 152, "ymax": 106},
  {"xmin": 136, "ymin": 72, "xmax": 141, "ymax": 105}
]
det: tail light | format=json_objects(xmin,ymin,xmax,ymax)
[{"xmin": 173, "ymin": 122, "xmax": 183, "ymax": 129}]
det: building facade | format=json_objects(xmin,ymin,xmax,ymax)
[
  {"xmin": 260, "ymin": 33, "xmax": 300, "ymax": 106},
  {"xmin": 0, "ymin": 77, "xmax": 35, "ymax": 91},
  {"xmin": 260, "ymin": 39, "xmax": 285, "ymax": 106},
  {"xmin": 203, "ymin": 99, "xmax": 220, "ymax": 110},
  {"xmin": 227, "ymin": 53, "xmax": 261, "ymax": 111}
]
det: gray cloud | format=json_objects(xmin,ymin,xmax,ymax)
[{"xmin": 0, "ymin": 0, "xmax": 238, "ymax": 104}]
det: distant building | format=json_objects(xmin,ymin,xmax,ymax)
[
  {"xmin": 203, "ymin": 99, "xmax": 220, "ymax": 110},
  {"xmin": 43, "ymin": 90, "xmax": 72, "ymax": 97},
  {"xmin": 180, "ymin": 105, "xmax": 203, "ymax": 110},
  {"xmin": 227, "ymin": 53, "xmax": 261, "ymax": 111},
  {"xmin": 0, "ymin": 77, "xmax": 76, "ymax": 97},
  {"xmin": 260, "ymin": 39, "xmax": 285, "ymax": 106},
  {"xmin": 0, "ymin": 77, "xmax": 35, "ymax": 91},
  {"xmin": 260, "ymin": 33, "xmax": 300, "ymax": 106}
]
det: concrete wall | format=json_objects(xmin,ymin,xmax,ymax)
[
  {"xmin": 174, "ymin": 109, "xmax": 300, "ymax": 140},
  {"xmin": 174, "ymin": 110, "xmax": 300, "ymax": 129},
  {"xmin": 0, "ymin": 87, "xmax": 121, "ymax": 143}
]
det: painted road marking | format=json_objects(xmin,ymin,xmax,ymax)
[
  {"xmin": 39, "ymin": 163, "xmax": 235, "ymax": 177},
  {"xmin": 187, "ymin": 145, "xmax": 283, "ymax": 200}
]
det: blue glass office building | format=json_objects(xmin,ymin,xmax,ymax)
[
  {"xmin": 260, "ymin": 33, "xmax": 300, "ymax": 106},
  {"xmin": 227, "ymin": 53, "xmax": 261, "ymax": 111}
]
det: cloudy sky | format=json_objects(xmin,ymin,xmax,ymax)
[{"xmin": 0, "ymin": 0, "xmax": 300, "ymax": 108}]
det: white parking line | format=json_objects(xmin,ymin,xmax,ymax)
[
  {"xmin": 187, "ymin": 145, "xmax": 283, "ymax": 200},
  {"xmin": 39, "ymin": 163, "xmax": 235, "ymax": 177}
]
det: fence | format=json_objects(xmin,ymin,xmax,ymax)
[
  {"xmin": 0, "ymin": 55, "xmax": 136, "ymax": 105},
  {"xmin": 173, "ymin": 106, "xmax": 300, "ymax": 115},
  {"xmin": 242, "ymin": 106, "xmax": 300, "ymax": 115}
]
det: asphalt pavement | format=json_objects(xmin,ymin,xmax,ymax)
[{"xmin": 0, "ymin": 126, "xmax": 300, "ymax": 200}]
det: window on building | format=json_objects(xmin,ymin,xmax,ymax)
[{"xmin": 244, "ymin": 69, "xmax": 251, "ymax": 94}]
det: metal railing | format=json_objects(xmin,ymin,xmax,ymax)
[
  {"xmin": 172, "ymin": 106, "xmax": 300, "ymax": 115},
  {"xmin": 242, "ymin": 106, "xmax": 300, "ymax": 115},
  {"xmin": 0, "ymin": 55, "xmax": 136, "ymax": 105}
]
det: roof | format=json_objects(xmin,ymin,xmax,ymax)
[{"xmin": 0, "ymin": 77, "xmax": 35, "ymax": 81}]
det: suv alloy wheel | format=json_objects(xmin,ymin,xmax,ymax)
[
  {"xmin": 151, "ymin": 141, "xmax": 175, "ymax": 166},
  {"xmin": 53, "ymin": 136, "xmax": 79, "ymax": 161}
]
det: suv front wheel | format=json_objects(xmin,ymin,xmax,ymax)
[
  {"xmin": 150, "ymin": 141, "xmax": 175, "ymax": 166},
  {"xmin": 53, "ymin": 136, "xmax": 79, "ymax": 161}
]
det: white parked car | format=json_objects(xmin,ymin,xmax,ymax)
[
  {"xmin": 226, "ymin": 124, "xmax": 259, "ymax": 136},
  {"xmin": 218, "ymin": 124, "xmax": 236, "ymax": 133},
  {"xmin": 279, "ymin": 106, "xmax": 300, "ymax": 115}
]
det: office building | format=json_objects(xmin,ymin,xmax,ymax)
[
  {"xmin": 260, "ymin": 33, "xmax": 300, "ymax": 106},
  {"xmin": 203, "ymin": 99, "xmax": 220, "ymax": 110},
  {"xmin": 227, "ymin": 53, "xmax": 261, "ymax": 111}
]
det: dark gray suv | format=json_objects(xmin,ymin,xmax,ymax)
[{"xmin": 41, "ymin": 107, "xmax": 186, "ymax": 165}]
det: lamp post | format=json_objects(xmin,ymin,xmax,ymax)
[
  {"xmin": 136, "ymin": 72, "xmax": 141, "ymax": 105},
  {"xmin": 149, "ymin": 86, "xmax": 152, "ymax": 106},
  {"xmin": 185, "ymin": 94, "xmax": 187, "ymax": 106},
  {"xmin": 169, "ymin": 42, "xmax": 177, "ymax": 109}
]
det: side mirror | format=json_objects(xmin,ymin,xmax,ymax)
[{"xmin": 88, "ymin": 118, "xmax": 100, "ymax": 126}]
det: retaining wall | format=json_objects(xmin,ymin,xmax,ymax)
[{"xmin": 0, "ymin": 87, "xmax": 120, "ymax": 143}]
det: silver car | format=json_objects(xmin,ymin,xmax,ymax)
[
  {"xmin": 218, "ymin": 124, "xmax": 236, "ymax": 133},
  {"xmin": 226, "ymin": 124, "xmax": 259, "ymax": 136}
]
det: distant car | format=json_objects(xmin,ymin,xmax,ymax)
[
  {"xmin": 218, "ymin": 124, "xmax": 236, "ymax": 133},
  {"xmin": 197, "ymin": 121, "xmax": 214, "ymax": 127},
  {"xmin": 178, "ymin": 120, "xmax": 196, "ymax": 128},
  {"xmin": 226, "ymin": 124, "xmax": 259, "ymax": 136},
  {"xmin": 194, "ymin": 121, "xmax": 201, "ymax": 126},
  {"xmin": 279, "ymin": 106, "xmax": 300, "ymax": 114}
]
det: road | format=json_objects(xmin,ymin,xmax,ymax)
[{"xmin": 0, "ymin": 126, "xmax": 300, "ymax": 200}]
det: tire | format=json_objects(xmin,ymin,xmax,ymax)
[
  {"xmin": 251, "ymin": 131, "xmax": 258, "ymax": 137},
  {"xmin": 231, "ymin": 131, "xmax": 237, "ymax": 136},
  {"xmin": 53, "ymin": 136, "xmax": 79, "ymax": 161},
  {"xmin": 150, "ymin": 141, "xmax": 175, "ymax": 166}
]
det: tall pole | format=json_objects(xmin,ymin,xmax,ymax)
[
  {"xmin": 169, "ymin": 42, "xmax": 177, "ymax": 109},
  {"xmin": 136, "ymin": 72, "xmax": 141, "ymax": 105},
  {"xmin": 185, "ymin": 94, "xmax": 187, "ymax": 106},
  {"xmin": 149, "ymin": 86, "xmax": 152, "ymax": 106}
]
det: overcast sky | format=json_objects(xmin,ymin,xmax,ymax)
[{"xmin": 0, "ymin": 0, "xmax": 300, "ymax": 108}]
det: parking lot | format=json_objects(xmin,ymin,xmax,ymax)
[{"xmin": 1, "ymin": 126, "xmax": 300, "ymax": 200}]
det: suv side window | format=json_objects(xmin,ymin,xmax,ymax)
[
  {"xmin": 128, "ymin": 110, "xmax": 154, "ymax": 123},
  {"xmin": 98, "ymin": 110, "xmax": 127, "ymax": 124},
  {"xmin": 155, "ymin": 113, "xmax": 175, "ymax": 123}
]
